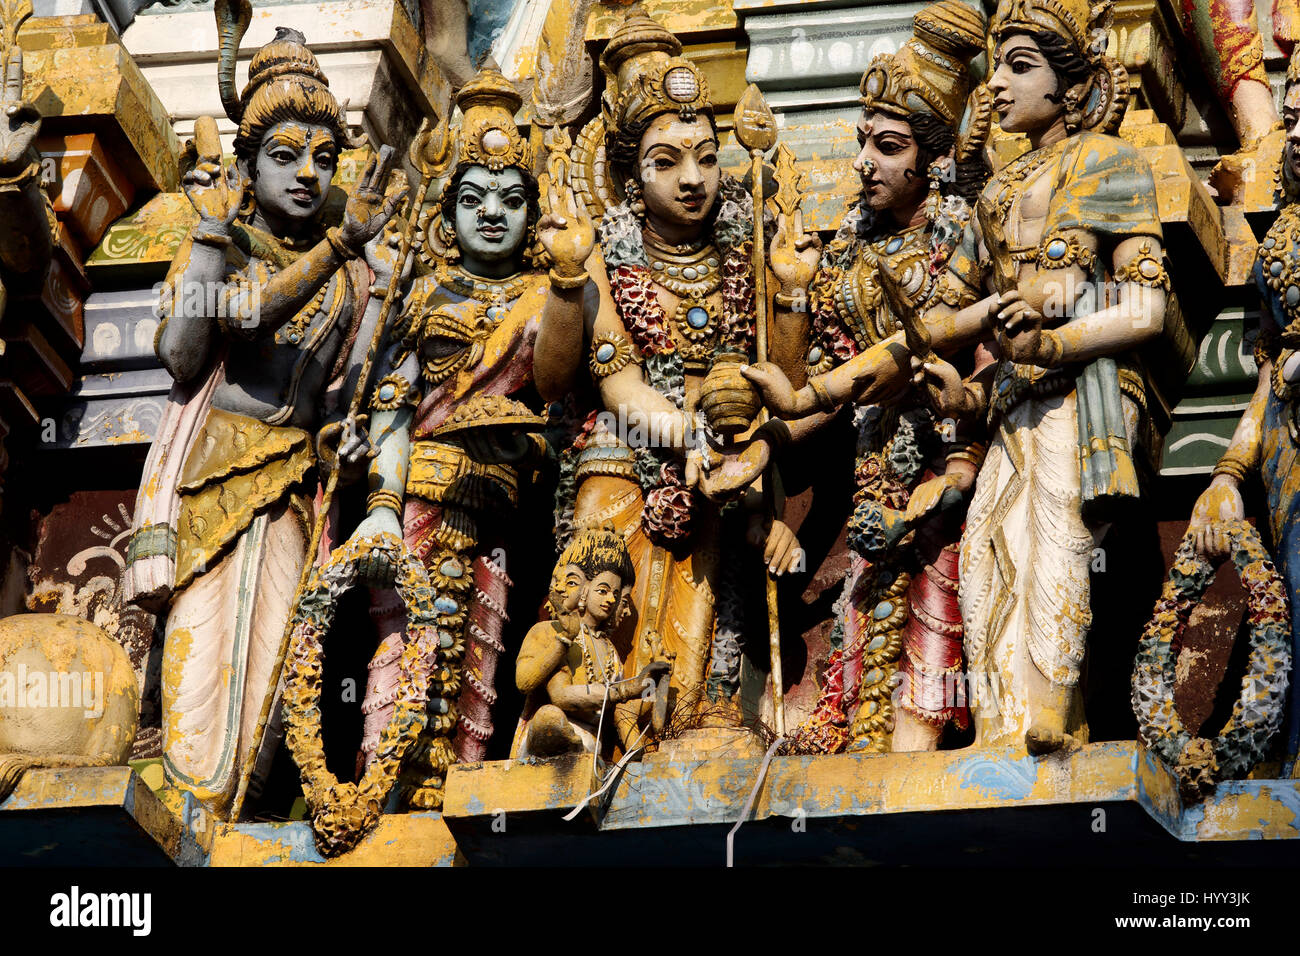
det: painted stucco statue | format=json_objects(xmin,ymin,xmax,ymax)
[
  {"xmin": 532, "ymin": 8, "xmax": 809, "ymax": 740},
  {"xmin": 896, "ymin": 0, "xmax": 1190, "ymax": 754},
  {"xmin": 342, "ymin": 63, "xmax": 553, "ymax": 810},
  {"xmin": 732, "ymin": 0, "xmax": 992, "ymax": 754},
  {"xmin": 0, "ymin": 1, "xmax": 51, "ymax": 322},
  {"xmin": 0, "ymin": 614, "xmax": 138, "ymax": 801},
  {"xmin": 121, "ymin": 0, "xmax": 403, "ymax": 820},
  {"xmin": 512, "ymin": 527, "xmax": 670, "ymax": 760},
  {"xmin": 1188, "ymin": 46, "xmax": 1300, "ymax": 775},
  {"xmin": 1179, "ymin": 0, "xmax": 1298, "ymax": 201}
]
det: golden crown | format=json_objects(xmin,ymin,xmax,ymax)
[
  {"xmin": 859, "ymin": 0, "xmax": 986, "ymax": 126},
  {"xmin": 991, "ymin": 0, "xmax": 1113, "ymax": 64},
  {"xmin": 600, "ymin": 6, "xmax": 712, "ymax": 134},
  {"xmin": 451, "ymin": 62, "xmax": 531, "ymax": 174}
]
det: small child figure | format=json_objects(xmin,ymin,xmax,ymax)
[{"xmin": 513, "ymin": 529, "xmax": 671, "ymax": 759}]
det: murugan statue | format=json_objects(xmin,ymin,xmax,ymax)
[
  {"xmin": 123, "ymin": 0, "xmax": 403, "ymax": 819},
  {"xmin": 736, "ymin": 0, "xmax": 992, "ymax": 754},
  {"xmin": 1188, "ymin": 45, "xmax": 1300, "ymax": 774},
  {"xmin": 908, "ymin": 0, "xmax": 1185, "ymax": 753},
  {"xmin": 512, "ymin": 527, "xmax": 668, "ymax": 759},
  {"xmin": 342, "ymin": 63, "xmax": 552, "ymax": 810},
  {"xmin": 532, "ymin": 9, "xmax": 811, "ymax": 740}
]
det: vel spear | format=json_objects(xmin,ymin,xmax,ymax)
[{"xmin": 732, "ymin": 83, "xmax": 790, "ymax": 737}]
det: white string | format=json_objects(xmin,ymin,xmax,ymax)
[{"xmin": 726, "ymin": 734, "xmax": 785, "ymax": 868}]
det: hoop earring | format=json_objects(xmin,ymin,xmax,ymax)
[{"xmin": 625, "ymin": 177, "xmax": 645, "ymax": 219}]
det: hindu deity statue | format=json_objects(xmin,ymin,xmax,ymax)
[
  {"xmin": 532, "ymin": 8, "xmax": 811, "ymax": 741},
  {"xmin": 0, "ymin": 3, "xmax": 50, "ymax": 323},
  {"xmin": 122, "ymin": 0, "xmax": 404, "ymax": 820},
  {"xmin": 908, "ymin": 0, "xmax": 1185, "ymax": 754},
  {"xmin": 341, "ymin": 63, "xmax": 553, "ymax": 810},
  {"xmin": 727, "ymin": 0, "xmax": 992, "ymax": 754},
  {"xmin": 1179, "ymin": 0, "xmax": 1297, "ymax": 201},
  {"xmin": 1188, "ymin": 46, "xmax": 1300, "ymax": 774},
  {"xmin": 512, "ymin": 527, "xmax": 669, "ymax": 760}
]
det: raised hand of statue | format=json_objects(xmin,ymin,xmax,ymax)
[
  {"xmin": 740, "ymin": 361, "xmax": 804, "ymax": 418},
  {"xmin": 0, "ymin": 46, "xmax": 37, "ymax": 175},
  {"xmin": 910, "ymin": 354, "xmax": 971, "ymax": 417},
  {"xmin": 338, "ymin": 145, "xmax": 407, "ymax": 258},
  {"xmin": 181, "ymin": 116, "xmax": 244, "ymax": 230},
  {"xmin": 536, "ymin": 171, "xmax": 594, "ymax": 276},
  {"xmin": 993, "ymin": 290, "xmax": 1059, "ymax": 367},
  {"xmin": 1188, "ymin": 475, "xmax": 1247, "ymax": 561},
  {"xmin": 363, "ymin": 168, "xmax": 412, "ymax": 285},
  {"xmin": 769, "ymin": 210, "xmax": 821, "ymax": 296}
]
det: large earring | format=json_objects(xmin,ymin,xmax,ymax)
[
  {"xmin": 1063, "ymin": 86, "xmax": 1084, "ymax": 134},
  {"xmin": 924, "ymin": 160, "xmax": 945, "ymax": 223},
  {"xmin": 625, "ymin": 177, "xmax": 645, "ymax": 219}
]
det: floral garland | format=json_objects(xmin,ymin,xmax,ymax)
[
  {"xmin": 283, "ymin": 532, "xmax": 469, "ymax": 855},
  {"xmin": 599, "ymin": 174, "xmax": 756, "ymax": 545},
  {"xmin": 1131, "ymin": 522, "xmax": 1291, "ymax": 802}
]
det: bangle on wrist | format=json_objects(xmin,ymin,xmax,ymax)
[
  {"xmin": 774, "ymin": 289, "xmax": 803, "ymax": 310},
  {"xmin": 1211, "ymin": 457, "xmax": 1250, "ymax": 484},
  {"xmin": 549, "ymin": 268, "xmax": 589, "ymax": 290},
  {"xmin": 808, "ymin": 376, "xmax": 836, "ymax": 414},
  {"xmin": 366, "ymin": 488, "xmax": 404, "ymax": 515},
  {"xmin": 327, "ymin": 227, "xmax": 358, "ymax": 260}
]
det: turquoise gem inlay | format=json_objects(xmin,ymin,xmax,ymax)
[
  {"xmin": 687, "ymin": 307, "xmax": 709, "ymax": 329},
  {"xmin": 1046, "ymin": 238, "xmax": 1068, "ymax": 260},
  {"xmin": 596, "ymin": 342, "xmax": 616, "ymax": 362}
]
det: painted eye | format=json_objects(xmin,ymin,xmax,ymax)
[{"xmin": 460, "ymin": 194, "xmax": 479, "ymax": 206}]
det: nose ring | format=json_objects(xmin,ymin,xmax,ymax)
[{"xmin": 860, "ymin": 159, "xmax": 877, "ymax": 177}]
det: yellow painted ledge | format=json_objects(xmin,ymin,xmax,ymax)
[{"xmin": 208, "ymin": 813, "xmax": 462, "ymax": 867}]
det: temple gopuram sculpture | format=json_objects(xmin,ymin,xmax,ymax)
[
  {"xmin": 1151, "ymin": 44, "xmax": 1300, "ymax": 787},
  {"xmin": 3, "ymin": 0, "xmax": 1300, "ymax": 871},
  {"xmin": 121, "ymin": 0, "xmax": 403, "ymax": 821},
  {"xmin": 513, "ymin": 526, "xmax": 669, "ymax": 759},
  {"xmin": 339, "ymin": 62, "xmax": 553, "ymax": 811},
  {"xmin": 534, "ymin": 8, "xmax": 809, "ymax": 747},
  {"xmin": 737, "ymin": 0, "xmax": 991, "ymax": 755},
  {"xmin": 914, "ymin": 0, "xmax": 1185, "ymax": 754}
]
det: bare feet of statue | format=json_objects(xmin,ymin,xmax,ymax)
[
  {"xmin": 1024, "ymin": 717, "xmax": 1073, "ymax": 755},
  {"xmin": 1023, "ymin": 669, "xmax": 1078, "ymax": 755},
  {"xmin": 526, "ymin": 704, "xmax": 586, "ymax": 758},
  {"xmin": 891, "ymin": 710, "xmax": 941, "ymax": 752}
]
